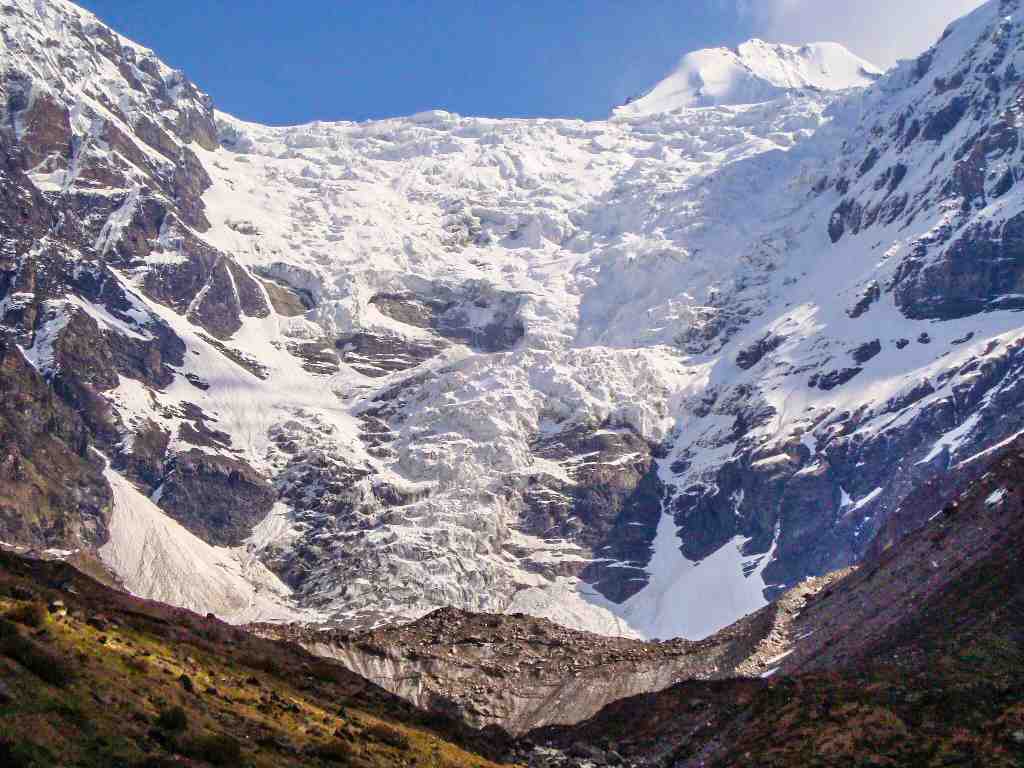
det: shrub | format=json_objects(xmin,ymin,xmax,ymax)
[
  {"xmin": 0, "ymin": 738, "xmax": 55, "ymax": 768},
  {"xmin": 0, "ymin": 618, "xmax": 19, "ymax": 639},
  {"xmin": 314, "ymin": 739, "xmax": 356, "ymax": 763},
  {"xmin": 310, "ymin": 660, "xmax": 348, "ymax": 684},
  {"xmin": 179, "ymin": 733, "xmax": 242, "ymax": 766},
  {"xmin": 1, "ymin": 633, "xmax": 73, "ymax": 687},
  {"xmin": 0, "ymin": 740, "xmax": 26, "ymax": 768},
  {"xmin": 155, "ymin": 705, "xmax": 188, "ymax": 733},
  {"xmin": 239, "ymin": 652, "xmax": 281, "ymax": 676},
  {"xmin": 9, "ymin": 586, "xmax": 35, "ymax": 601},
  {"xmin": 133, "ymin": 759, "xmax": 182, "ymax": 768},
  {"xmin": 6, "ymin": 602, "xmax": 47, "ymax": 629},
  {"xmin": 364, "ymin": 722, "xmax": 410, "ymax": 750},
  {"xmin": 124, "ymin": 655, "xmax": 149, "ymax": 674}
]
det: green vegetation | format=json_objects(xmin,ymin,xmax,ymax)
[
  {"xmin": 5, "ymin": 602, "xmax": 47, "ymax": 629},
  {"xmin": 0, "ymin": 551, "xmax": 507, "ymax": 768},
  {"xmin": 154, "ymin": 705, "xmax": 188, "ymax": 733},
  {"xmin": 178, "ymin": 732, "xmax": 243, "ymax": 765},
  {"xmin": 1, "ymin": 630, "xmax": 74, "ymax": 688}
]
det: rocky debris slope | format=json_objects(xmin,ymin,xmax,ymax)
[
  {"xmin": 3, "ymin": 0, "xmax": 1024, "ymax": 643},
  {"xmin": 253, "ymin": 601, "xmax": 807, "ymax": 734},
  {"xmin": 528, "ymin": 434, "xmax": 1024, "ymax": 767}
]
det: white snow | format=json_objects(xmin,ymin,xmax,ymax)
[
  {"xmin": 18, "ymin": 301, "xmax": 70, "ymax": 375},
  {"xmin": 847, "ymin": 487, "xmax": 883, "ymax": 513},
  {"xmin": 616, "ymin": 40, "xmax": 880, "ymax": 117},
  {"xmin": 985, "ymin": 488, "xmax": 1008, "ymax": 507},
  {"xmin": 580, "ymin": 514, "xmax": 777, "ymax": 640},
  {"xmin": 98, "ymin": 459, "xmax": 301, "ymax": 624}
]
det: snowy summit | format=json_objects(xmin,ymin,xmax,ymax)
[{"xmin": 616, "ymin": 39, "xmax": 882, "ymax": 116}]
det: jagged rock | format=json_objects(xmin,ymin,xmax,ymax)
[
  {"xmin": 156, "ymin": 450, "xmax": 276, "ymax": 546},
  {"xmin": 254, "ymin": 600, "xmax": 785, "ymax": 734},
  {"xmin": 896, "ymin": 213, "xmax": 1024, "ymax": 319},
  {"xmin": 0, "ymin": 332, "xmax": 111, "ymax": 550},
  {"xmin": 569, "ymin": 743, "xmax": 607, "ymax": 763},
  {"xmin": 372, "ymin": 284, "xmax": 526, "ymax": 353},
  {"xmin": 851, "ymin": 339, "xmax": 882, "ymax": 364},
  {"xmin": 117, "ymin": 420, "xmax": 170, "ymax": 489},
  {"xmin": 809, "ymin": 367, "xmax": 863, "ymax": 391},
  {"xmin": 521, "ymin": 424, "xmax": 664, "ymax": 601},
  {"xmin": 736, "ymin": 333, "xmax": 785, "ymax": 370},
  {"xmin": 335, "ymin": 331, "xmax": 447, "ymax": 377}
]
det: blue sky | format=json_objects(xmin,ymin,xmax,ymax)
[
  {"xmin": 76, "ymin": 0, "xmax": 982, "ymax": 125},
  {"xmin": 74, "ymin": 1, "xmax": 759, "ymax": 123}
]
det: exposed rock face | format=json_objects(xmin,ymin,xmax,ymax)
[
  {"xmin": 0, "ymin": 333, "xmax": 110, "ymax": 549},
  {"xmin": 521, "ymin": 425, "xmax": 664, "ymax": 602},
  {"xmin": 335, "ymin": 331, "xmax": 447, "ymax": 378},
  {"xmin": 0, "ymin": 0, "xmax": 284, "ymax": 572},
  {"xmin": 828, "ymin": 2, "xmax": 1024, "ymax": 321},
  {"xmin": 157, "ymin": 450, "xmax": 276, "ymax": 547},
  {"xmin": 735, "ymin": 333, "xmax": 785, "ymax": 370},
  {"xmin": 372, "ymin": 284, "xmax": 526, "ymax": 353},
  {"xmin": 117, "ymin": 419, "xmax": 171, "ymax": 489},
  {"xmin": 335, "ymin": 284, "xmax": 526, "ymax": 378},
  {"xmin": 649, "ymin": 3, "xmax": 1024, "ymax": 615},
  {"xmin": 141, "ymin": 227, "xmax": 270, "ymax": 340},
  {"xmin": 895, "ymin": 213, "xmax": 1024, "ymax": 319}
]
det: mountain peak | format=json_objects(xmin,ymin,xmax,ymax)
[{"xmin": 615, "ymin": 39, "xmax": 882, "ymax": 117}]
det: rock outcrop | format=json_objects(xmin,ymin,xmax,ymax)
[
  {"xmin": 156, "ymin": 450, "xmax": 276, "ymax": 547},
  {"xmin": 254, "ymin": 600, "xmax": 793, "ymax": 734},
  {"xmin": 0, "ymin": 333, "xmax": 111, "ymax": 549}
]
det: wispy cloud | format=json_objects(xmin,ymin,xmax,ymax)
[{"xmin": 733, "ymin": 0, "xmax": 986, "ymax": 68}]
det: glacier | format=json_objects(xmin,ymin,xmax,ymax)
[{"xmin": 3, "ymin": 0, "xmax": 1024, "ymax": 643}]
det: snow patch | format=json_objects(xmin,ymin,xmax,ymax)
[{"xmin": 98, "ymin": 460, "xmax": 302, "ymax": 624}]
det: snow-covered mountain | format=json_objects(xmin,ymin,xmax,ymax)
[
  {"xmin": 615, "ymin": 39, "xmax": 881, "ymax": 117},
  {"xmin": 2, "ymin": 0, "xmax": 1024, "ymax": 640}
]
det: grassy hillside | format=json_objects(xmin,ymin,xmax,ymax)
[{"xmin": 0, "ymin": 551, "xmax": 510, "ymax": 768}]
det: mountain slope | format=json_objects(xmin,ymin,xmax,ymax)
[
  {"xmin": 2, "ymin": 0, "xmax": 1024, "ymax": 645},
  {"xmin": 250, "ymin": 592, "xmax": 812, "ymax": 735},
  {"xmin": 530, "ymin": 433, "xmax": 1024, "ymax": 767}
]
